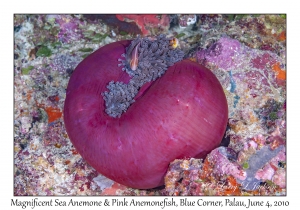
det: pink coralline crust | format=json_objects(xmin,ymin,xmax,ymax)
[
  {"xmin": 100, "ymin": 183, "xmax": 127, "ymax": 195},
  {"xmin": 237, "ymin": 135, "xmax": 275, "ymax": 164},
  {"xmin": 252, "ymin": 134, "xmax": 267, "ymax": 147},
  {"xmin": 197, "ymin": 37, "xmax": 284, "ymax": 108},
  {"xmin": 188, "ymin": 182, "xmax": 205, "ymax": 196},
  {"xmin": 270, "ymin": 149, "xmax": 286, "ymax": 164},
  {"xmin": 255, "ymin": 164, "xmax": 275, "ymax": 181},
  {"xmin": 115, "ymin": 15, "xmax": 170, "ymax": 35},
  {"xmin": 208, "ymin": 148, "xmax": 246, "ymax": 181},
  {"xmin": 49, "ymin": 15, "xmax": 83, "ymax": 43},
  {"xmin": 272, "ymin": 168, "xmax": 286, "ymax": 188},
  {"xmin": 228, "ymin": 133, "xmax": 245, "ymax": 151},
  {"xmin": 268, "ymin": 135, "xmax": 286, "ymax": 150},
  {"xmin": 244, "ymin": 140, "xmax": 258, "ymax": 151},
  {"xmin": 251, "ymin": 53, "xmax": 276, "ymax": 70},
  {"xmin": 197, "ymin": 37, "xmax": 244, "ymax": 70},
  {"xmin": 244, "ymin": 70, "xmax": 272, "ymax": 89},
  {"xmin": 196, "ymin": 37, "xmax": 284, "ymax": 84}
]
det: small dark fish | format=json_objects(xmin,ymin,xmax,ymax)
[{"xmin": 218, "ymin": 146, "xmax": 238, "ymax": 161}]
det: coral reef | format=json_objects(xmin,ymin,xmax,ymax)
[{"xmin": 14, "ymin": 14, "xmax": 286, "ymax": 195}]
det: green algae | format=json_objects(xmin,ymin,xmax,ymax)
[
  {"xmin": 81, "ymin": 54, "xmax": 90, "ymax": 59},
  {"xmin": 36, "ymin": 46, "xmax": 52, "ymax": 57},
  {"xmin": 21, "ymin": 66, "xmax": 34, "ymax": 75},
  {"xmin": 269, "ymin": 112, "xmax": 278, "ymax": 120},
  {"xmin": 242, "ymin": 162, "xmax": 249, "ymax": 169},
  {"xmin": 120, "ymin": 31, "xmax": 128, "ymax": 36},
  {"xmin": 79, "ymin": 48, "xmax": 94, "ymax": 52},
  {"xmin": 176, "ymin": 33, "xmax": 186, "ymax": 39}
]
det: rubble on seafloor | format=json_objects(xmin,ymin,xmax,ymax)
[{"xmin": 14, "ymin": 14, "xmax": 286, "ymax": 195}]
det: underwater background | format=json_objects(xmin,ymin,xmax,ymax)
[{"xmin": 14, "ymin": 14, "xmax": 286, "ymax": 195}]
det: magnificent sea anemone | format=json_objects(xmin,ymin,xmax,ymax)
[{"xmin": 64, "ymin": 35, "xmax": 228, "ymax": 189}]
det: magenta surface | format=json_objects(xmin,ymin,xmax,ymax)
[{"xmin": 64, "ymin": 40, "xmax": 228, "ymax": 189}]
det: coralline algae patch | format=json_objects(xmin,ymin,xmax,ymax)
[
  {"xmin": 14, "ymin": 14, "xmax": 286, "ymax": 196},
  {"xmin": 196, "ymin": 36, "xmax": 285, "ymax": 121}
]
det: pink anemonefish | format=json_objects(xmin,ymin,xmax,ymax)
[{"xmin": 130, "ymin": 42, "xmax": 140, "ymax": 71}]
